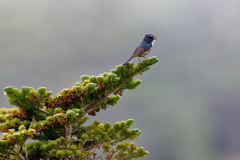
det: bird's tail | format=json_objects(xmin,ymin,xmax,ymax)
[{"xmin": 123, "ymin": 55, "xmax": 133, "ymax": 66}]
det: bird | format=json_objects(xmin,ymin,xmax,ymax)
[{"xmin": 123, "ymin": 34, "xmax": 156, "ymax": 66}]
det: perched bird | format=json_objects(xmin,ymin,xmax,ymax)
[{"xmin": 123, "ymin": 34, "xmax": 156, "ymax": 66}]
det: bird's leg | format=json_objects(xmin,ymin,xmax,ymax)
[
  {"xmin": 137, "ymin": 57, "xmax": 143, "ymax": 68},
  {"xmin": 144, "ymin": 56, "xmax": 148, "ymax": 63}
]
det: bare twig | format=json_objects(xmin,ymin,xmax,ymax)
[
  {"xmin": 71, "ymin": 139, "xmax": 81, "ymax": 143},
  {"xmin": 19, "ymin": 139, "xmax": 27, "ymax": 154},
  {"xmin": 117, "ymin": 148, "xmax": 125, "ymax": 158},
  {"xmin": 68, "ymin": 122, "xmax": 83, "ymax": 136},
  {"xmin": 0, "ymin": 154, "xmax": 10, "ymax": 159},
  {"xmin": 65, "ymin": 124, "xmax": 72, "ymax": 139},
  {"xmin": 117, "ymin": 155, "xmax": 140, "ymax": 160},
  {"xmin": 37, "ymin": 108, "xmax": 50, "ymax": 115},
  {"xmin": 81, "ymin": 140, "xmax": 116, "ymax": 152},
  {"xmin": 106, "ymin": 145, "xmax": 114, "ymax": 159},
  {"xmin": 79, "ymin": 135, "xmax": 95, "ymax": 151},
  {"xmin": 13, "ymin": 148, "xmax": 25, "ymax": 160},
  {"xmin": 25, "ymin": 144, "xmax": 28, "ymax": 160}
]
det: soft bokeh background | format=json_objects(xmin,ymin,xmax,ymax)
[{"xmin": 1, "ymin": 0, "xmax": 240, "ymax": 159}]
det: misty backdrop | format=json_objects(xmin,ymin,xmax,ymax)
[{"xmin": 0, "ymin": 1, "xmax": 240, "ymax": 160}]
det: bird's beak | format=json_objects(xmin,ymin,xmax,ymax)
[{"xmin": 153, "ymin": 37, "xmax": 157, "ymax": 40}]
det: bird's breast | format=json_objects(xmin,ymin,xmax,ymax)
[
  {"xmin": 151, "ymin": 40, "xmax": 155, "ymax": 46},
  {"xmin": 139, "ymin": 49, "xmax": 151, "ymax": 57}
]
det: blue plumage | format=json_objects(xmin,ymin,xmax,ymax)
[{"xmin": 123, "ymin": 34, "xmax": 156, "ymax": 66}]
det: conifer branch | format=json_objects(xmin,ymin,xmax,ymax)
[
  {"xmin": 1, "ymin": 57, "xmax": 157, "ymax": 159},
  {"xmin": 10, "ymin": 92, "xmax": 50, "ymax": 116},
  {"xmin": 66, "ymin": 61, "xmax": 152, "ymax": 138},
  {"xmin": 68, "ymin": 78, "xmax": 128, "ymax": 127},
  {"xmin": 83, "ymin": 82, "xmax": 122, "ymax": 113}
]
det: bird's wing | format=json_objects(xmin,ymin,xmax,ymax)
[{"xmin": 132, "ymin": 47, "xmax": 147, "ymax": 57}]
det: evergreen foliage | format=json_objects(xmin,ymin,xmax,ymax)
[{"xmin": 0, "ymin": 57, "xmax": 158, "ymax": 160}]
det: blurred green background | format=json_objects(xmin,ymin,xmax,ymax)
[{"xmin": 1, "ymin": 0, "xmax": 240, "ymax": 160}]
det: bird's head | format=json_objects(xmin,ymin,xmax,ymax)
[{"xmin": 143, "ymin": 34, "xmax": 157, "ymax": 45}]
